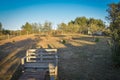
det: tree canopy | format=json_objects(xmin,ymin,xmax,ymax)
[
  {"xmin": 0, "ymin": 22, "xmax": 2, "ymax": 31},
  {"xmin": 21, "ymin": 21, "xmax": 52, "ymax": 34},
  {"xmin": 107, "ymin": 2, "xmax": 120, "ymax": 65},
  {"xmin": 42, "ymin": 21, "xmax": 52, "ymax": 32},
  {"xmin": 107, "ymin": 2, "xmax": 120, "ymax": 41},
  {"xmin": 57, "ymin": 17, "xmax": 105, "ymax": 34},
  {"xmin": 21, "ymin": 22, "xmax": 33, "ymax": 33}
]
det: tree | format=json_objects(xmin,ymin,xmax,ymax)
[
  {"xmin": 0, "ymin": 22, "xmax": 2, "ymax": 31},
  {"xmin": 0, "ymin": 22, "xmax": 2, "ymax": 35},
  {"xmin": 32, "ymin": 23, "xmax": 40, "ymax": 33},
  {"xmin": 57, "ymin": 23, "xmax": 67, "ymax": 32},
  {"xmin": 38, "ymin": 23, "xmax": 43, "ymax": 32},
  {"xmin": 88, "ymin": 18, "xmax": 105, "ymax": 33},
  {"xmin": 57, "ymin": 17, "xmax": 105, "ymax": 34},
  {"xmin": 2, "ymin": 29, "xmax": 10, "ymax": 35},
  {"xmin": 21, "ymin": 22, "xmax": 33, "ymax": 34},
  {"xmin": 43, "ymin": 21, "xmax": 52, "ymax": 32},
  {"xmin": 74, "ymin": 17, "xmax": 88, "ymax": 33},
  {"xmin": 107, "ymin": 2, "xmax": 120, "ymax": 66}
]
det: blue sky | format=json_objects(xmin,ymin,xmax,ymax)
[{"xmin": 0, "ymin": 0, "xmax": 119, "ymax": 30}]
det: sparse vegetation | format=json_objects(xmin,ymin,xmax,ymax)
[
  {"xmin": 107, "ymin": 2, "xmax": 120, "ymax": 66},
  {"xmin": 61, "ymin": 39, "xmax": 66, "ymax": 44},
  {"xmin": 57, "ymin": 17, "xmax": 105, "ymax": 34},
  {"xmin": 0, "ymin": 0, "xmax": 120, "ymax": 80},
  {"xmin": 12, "ymin": 40, "xmax": 15, "ymax": 43},
  {"xmin": 0, "ymin": 33, "xmax": 120, "ymax": 80},
  {"xmin": 95, "ymin": 38, "xmax": 99, "ymax": 42}
]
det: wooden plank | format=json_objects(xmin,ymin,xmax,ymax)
[
  {"xmin": 27, "ymin": 56, "xmax": 56, "ymax": 59},
  {"xmin": 24, "ymin": 63, "xmax": 55, "ymax": 68},
  {"xmin": 20, "ymin": 48, "xmax": 58, "ymax": 80},
  {"xmin": 18, "ymin": 70, "xmax": 46, "ymax": 80}
]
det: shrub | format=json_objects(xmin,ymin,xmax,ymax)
[
  {"xmin": 61, "ymin": 39, "xmax": 66, "ymax": 44},
  {"xmin": 106, "ymin": 2, "xmax": 120, "ymax": 67},
  {"xmin": 12, "ymin": 40, "xmax": 15, "ymax": 43},
  {"xmin": 112, "ymin": 43, "xmax": 120, "ymax": 66},
  {"xmin": 108, "ymin": 40, "xmax": 120, "ymax": 67},
  {"xmin": 95, "ymin": 38, "xmax": 99, "ymax": 42}
]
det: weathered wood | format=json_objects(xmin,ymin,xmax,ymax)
[
  {"xmin": 18, "ymin": 71, "xmax": 46, "ymax": 80},
  {"xmin": 19, "ymin": 48, "xmax": 58, "ymax": 80}
]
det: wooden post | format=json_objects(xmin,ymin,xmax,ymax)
[{"xmin": 21, "ymin": 58, "xmax": 25, "ymax": 65}]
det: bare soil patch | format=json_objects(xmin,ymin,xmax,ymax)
[
  {"xmin": 0, "ymin": 34, "xmax": 120, "ymax": 80},
  {"xmin": 0, "ymin": 34, "xmax": 38, "ymax": 80}
]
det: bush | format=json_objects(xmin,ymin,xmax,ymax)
[
  {"xmin": 61, "ymin": 39, "xmax": 66, "ymax": 44},
  {"xmin": 111, "ymin": 43, "xmax": 120, "ymax": 67},
  {"xmin": 12, "ymin": 40, "xmax": 15, "ymax": 43},
  {"xmin": 95, "ymin": 38, "xmax": 99, "ymax": 42},
  {"xmin": 108, "ymin": 40, "xmax": 120, "ymax": 67}
]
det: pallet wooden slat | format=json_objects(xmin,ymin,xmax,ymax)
[{"xmin": 19, "ymin": 48, "xmax": 58, "ymax": 80}]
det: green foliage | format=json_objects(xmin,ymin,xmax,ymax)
[
  {"xmin": 95, "ymin": 38, "xmax": 99, "ymax": 42},
  {"xmin": 111, "ymin": 41, "xmax": 120, "ymax": 66},
  {"xmin": 0, "ymin": 22, "xmax": 12, "ymax": 35},
  {"xmin": 107, "ymin": 2, "xmax": 120, "ymax": 66},
  {"xmin": 61, "ymin": 39, "xmax": 66, "ymax": 44},
  {"xmin": 21, "ymin": 22, "xmax": 33, "ymax": 33},
  {"xmin": 57, "ymin": 17, "xmax": 105, "ymax": 34},
  {"xmin": 74, "ymin": 16, "xmax": 88, "ymax": 33},
  {"xmin": 103, "ymin": 28, "xmax": 111, "ymax": 36},
  {"xmin": 31, "ymin": 23, "xmax": 41, "ymax": 33},
  {"xmin": 88, "ymin": 18, "xmax": 105, "ymax": 33},
  {"xmin": 1, "ymin": 29, "xmax": 11, "ymax": 35},
  {"xmin": 42, "ymin": 21, "xmax": 52, "ymax": 32},
  {"xmin": 0, "ymin": 22, "xmax": 2, "ymax": 31},
  {"xmin": 57, "ymin": 23, "xmax": 67, "ymax": 32},
  {"xmin": 21, "ymin": 21, "xmax": 52, "ymax": 35},
  {"xmin": 0, "ymin": 22, "xmax": 3, "ymax": 35}
]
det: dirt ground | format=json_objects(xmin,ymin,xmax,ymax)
[
  {"xmin": 0, "ymin": 34, "xmax": 120, "ymax": 80},
  {"xmin": 0, "ymin": 34, "xmax": 38, "ymax": 80},
  {"xmin": 57, "ymin": 35, "xmax": 120, "ymax": 80}
]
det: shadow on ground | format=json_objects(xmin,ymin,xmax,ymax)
[
  {"xmin": 0, "ymin": 36, "xmax": 39, "ymax": 80},
  {"xmin": 0, "ymin": 35, "xmax": 120, "ymax": 80},
  {"xmin": 56, "ymin": 36, "xmax": 120, "ymax": 80}
]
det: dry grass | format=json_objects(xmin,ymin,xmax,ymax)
[
  {"xmin": 0, "ymin": 34, "xmax": 35, "ymax": 45},
  {"xmin": 0, "ymin": 34, "xmax": 37, "ymax": 80},
  {"xmin": 0, "ymin": 34, "xmax": 120, "ymax": 80},
  {"xmin": 36, "ymin": 34, "xmax": 120, "ymax": 80},
  {"xmin": 37, "ymin": 36, "xmax": 66, "ymax": 48}
]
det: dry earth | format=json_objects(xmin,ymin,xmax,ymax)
[
  {"xmin": 0, "ymin": 34, "xmax": 120, "ymax": 80},
  {"xmin": 0, "ymin": 34, "xmax": 38, "ymax": 80}
]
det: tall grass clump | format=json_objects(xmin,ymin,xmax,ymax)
[
  {"xmin": 108, "ymin": 40, "xmax": 120, "ymax": 67},
  {"xmin": 61, "ymin": 39, "xmax": 66, "ymax": 44},
  {"xmin": 95, "ymin": 38, "xmax": 99, "ymax": 42}
]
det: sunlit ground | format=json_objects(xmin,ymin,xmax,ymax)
[{"xmin": 0, "ymin": 34, "xmax": 120, "ymax": 80}]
